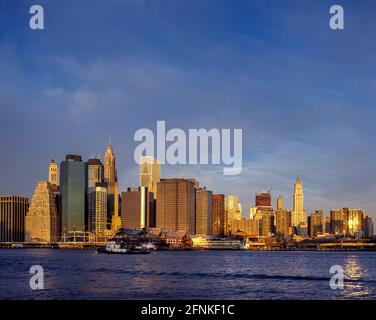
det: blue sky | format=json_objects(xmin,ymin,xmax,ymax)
[{"xmin": 0, "ymin": 0, "xmax": 376, "ymax": 218}]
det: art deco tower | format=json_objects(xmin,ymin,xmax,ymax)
[
  {"xmin": 291, "ymin": 177, "xmax": 307, "ymax": 227},
  {"xmin": 103, "ymin": 143, "xmax": 120, "ymax": 231},
  {"xmin": 104, "ymin": 144, "xmax": 117, "ymax": 183}
]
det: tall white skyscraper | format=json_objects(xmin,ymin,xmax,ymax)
[
  {"xmin": 88, "ymin": 186, "xmax": 107, "ymax": 236},
  {"xmin": 291, "ymin": 177, "xmax": 307, "ymax": 227}
]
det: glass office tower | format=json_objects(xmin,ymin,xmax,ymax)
[{"xmin": 60, "ymin": 155, "xmax": 87, "ymax": 238}]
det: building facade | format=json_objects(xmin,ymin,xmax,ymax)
[
  {"xmin": 195, "ymin": 188, "xmax": 213, "ymax": 236},
  {"xmin": 25, "ymin": 181, "xmax": 58, "ymax": 242},
  {"xmin": 140, "ymin": 156, "xmax": 161, "ymax": 198},
  {"xmin": 275, "ymin": 208, "xmax": 290, "ymax": 239},
  {"xmin": 309, "ymin": 210, "xmax": 324, "ymax": 238},
  {"xmin": 60, "ymin": 154, "xmax": 87, "ymax": 236},
  {"xmin": 121, "ymin": 187, "xmax": 155, "ymax": 229},
  {"xmin": 212, "ymin": 194, "xmax": 225, "ymax": 236},
  {"xmin": 48, "ymin": 159, "xmax": 59, "ymax": 192},
  {"xmin": 104, "ymin": 143, "xmax": 121, "ymax": 231},
  {"xmin": 88, "ymin": 186, "xmax": 107, "ymax": 236},
  {"xmin": 156, "ymin": 179, "xmax": 195, "ymax": 234},
  {"xmin": 291, "ymin": 177, "xmax": 307, "ymax": 232},
  {"xmin": 87, "ymin": 158, "xmax": 104, "ymax": 188},
  {"xmin": 0, "ymin": 196, "xmax": 29, "ymax": 242}
]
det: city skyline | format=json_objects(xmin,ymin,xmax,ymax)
[
  {"xmin": 1, "ymin": 142, "xmax": 371, "ymax": 222},
  {"xmin": 1, "ymin": 1, "xmax": 376, "ymax": 219}
]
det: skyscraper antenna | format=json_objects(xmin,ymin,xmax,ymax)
[{"xmin": 108, "ymin": 132, "xmax": 112, "ymax": 145}]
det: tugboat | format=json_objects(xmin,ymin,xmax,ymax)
[{"xmin": 98, "ymin": 229, "xmax": 156, "ymax": 254}]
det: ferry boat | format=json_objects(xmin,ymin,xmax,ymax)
[
  {"xmin": 98, "ymin": 229, "xmax": 156, "ymax": 254},
  {"xmin": 98, "ymin": 241, "xmax": 152, "ymax": 254}
]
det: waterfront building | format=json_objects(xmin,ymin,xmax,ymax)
[
  {"xmin": 48, "ymin": 159, "xmax": 59, "ymax": 192},
  {"xmin": 104, "ymin": 143, "xmax": 121, "ymax": 231},
  {"xmin": 88, "ymin": 186, "xmax": 107, "ymax": 237},
  {"xmin": 25, "ymin": 181, "xmax": 58, "ymax": 242},
  {"xmin": 121, "ymin": 186, "xmax": 155, "ymax": 229},
  {"xmin": 156, "ymin": 179, "xmax": 195, "ymax": 234},
  {"xmin": 231, "ymin": 218, "xmax": 259, "ymax": 236},
  {"xmin": 347, "ymin": 209, "xmax": 364, "ymax": 236},
  {"xmin": 330, "ymin": 208, "xmax": 348, "ymax": 236},
  {"xmin": 363, "ymin": 216, "xmax": 374, "ymax": 237},
  {"xmin": 297, "ymin": 222, "xmax": 308, "ymax": 237},
  {"xmin": 324, "ymin": 216, "xmax": 331, "ymax": 234},
  {"xmin": 309, "ymin": 210, "xmax": 324, "ymax": 238},
  {"xmin": 140, "ymin": 156, "xmax": 161, "ymax": 198},
  {"xmin": 60, "ymin": 154, "xmax": 87, "ymax": 236},
  {"xmin": 195, "ymin": 188, "xmax": 213, "ymax": 236},
  {"xmin": 261, "ymin": 212, "xmax": 275, "ymax": 236},
  {"xmin": 275, "ymin": 208, "xmax": 290, "ymax": 239},
  {"xmin": 291, "ymin": 177, "xmax": 307, "ymax": 233},
  {"xmin": 87, "ymin": 158, "xmax": 104, "ymax": 188},
  {"xmin": 0, "ymin": 196, "xmax": 29, "ymax": 242},
  {"xmin": 212, "ymin": 194, "xmax": 225, "ymax": 236}
]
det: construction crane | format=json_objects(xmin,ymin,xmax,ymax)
[{"xmin": 262, "ymin": 185, "xmax": 272, "ymax": 194}]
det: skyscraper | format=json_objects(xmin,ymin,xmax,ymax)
[
  {"xmin": 48, "ymin": 159, "xmax": 59, "ymax": 192},
  {"xmin": 277, "ymin": 195, "xmax": 283, "ymax": 210},
  {"xmin": 103, "ymin": 143, "xmax": 120, "ymax": 231},
  {"xmin": 104, "ymin": 144, "xmax": 117, "ymax": 183},
  {"xmin": 256, "ymin": 192, "xmax": 271, "ymax": 207},
  {"xmin": 212, "ymin": 194, "xmax": 225, "ymax": 236},
  {"xmin": 88, "ymin": 186, "xmax": 107, "ymax": 237},
  {"xmin": 261, "ymin": 212, "xmax": 275, "ymax": 236},
  {"xmin": 275, "ymin": 208, "xmax": 290, "ymax": 239},
  {"xmin": 60, "ymin": 154, "xmax": 87, "ymax": 237},
  {"xmin": 347, "ymin": 209, "xmax": 364, "ymax": 236},
  {"xmin": 121, "ymin": 187, "xmax": 155, "ymax": 229},
  {"xmin": 87, "ymin": 158, "xmax": 104, "ymax": 188},
  {"xmin": 309, "ymin": 210, "xmax": 324, "ymax": 238},
  {"xmin": 225, "ymin": 195, "xmax": 242, "ymax": 235},
  {"xmin": 25, "ymin": 181, "xmax": 58, "ymax": 242},
  {"xmin": 0, "ymin": 196, "xmax": 29, "ymax": 242},
  {"xmin": 363, "ymin": 216, "xmax": 374, "ymax": 237},
  {"xmin": 156, "ymin": 179, "xmax": 195, "ymax": 234},
  {"xmin": 291, "ymin": 177, "xmax": 307, "ymax": 231},
  {"xmin": 140, "ymin": 156, "xmax": 161, "ymax": 198},
  {"xmin": 330, "ymin": 209, "xmax": 347, "ymax": 235},
  {"xmin": 195, "ymin": 188, "xmax": 213, "ymax": 236}
]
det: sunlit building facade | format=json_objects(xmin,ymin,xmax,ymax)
[
  {"xmin": 121, "ymin": 186, "xmax": 155, "ymax": 229},
  {"xmin": 88, "ymin": 186, "xmax": 107, "ymax": 236},
  {"xmin": 25, "ymin": 181, "xmax": 58, "ymax": 242},
  {"xmin": 291, "ymin": 177, "xmax": 307, "ymax": 233},
  {"xmin": 156, "ymin": 179, "xmax": 195, "ymax": 234},
  {"xmin": 0, "ymin": 196, "xmax": 29, "ymax": 242},
  {"xmin": 212, "ymin": 194, "xmax": 225, "ymax": 236},
  {"xmin": 140, "ymin": 156, "xmax": 161, "ymax": 198},
  {"xmin": 195, "ymin": 188, "xmax": 213, "ymax": 236}
]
